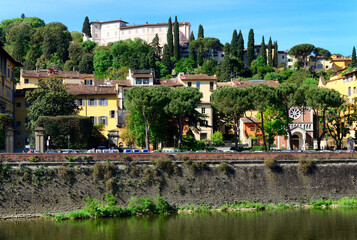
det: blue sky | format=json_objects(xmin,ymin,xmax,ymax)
[{"xmin": 2, "ymin": 0, "xmax": 357, "ymax": 55}]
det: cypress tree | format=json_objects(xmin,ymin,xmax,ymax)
[
  {"xmin": 174, "ymin": 16, "xmax": 180, "ymax": 60},
  {"xmin": 198, "ymin": 24, "xmax": 204, "ymax": 38},
  {"xmin": 247, "ymin": 29, "xmax": 255, "ymax": 67},
  {"xmin": 352, "ymin": 46, "xmax": 357, "ymax": 68},
  {"xmin": 197, "ymin": 25, "xmax": 204, "ymax": 66},
  {"xmin": 261, "ymin": 36, "xmax": 267, "ymax": 64},
  {"xmin": 167, "ymin": 17, "xmax": 173, "ymax": 57},
  {"xmin": 237, "ymin": 30, "xmax": 244, "ymax": 62},
  {"xmin": 21, "ymin": 13, "xmax": 25, "ymax": 19},
  {"xmin": 82, "ymin": 16, "xmax": 91, "ymax": 37},
  {"xmin": 230, "ymin": 29, "xmax": 238, "ymax": 57},
  {"xmin": 162, "ymin": 44, "xmax": 172, "ymax": 73},
  {"xmin": 43, "ymin": 27, "xmax": 53, "ymax": 60},
  {"xmin": 189, "ymin": 31, "xmax": 195, "ymax": 61},
  {"xmin": 268, "ymin": 37, "xmax": 273, "ymax": 66},
  {"xmin": 273, "ymin": 41, "xmax": 278, "ymax": 67}
]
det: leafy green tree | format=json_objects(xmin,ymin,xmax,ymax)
[
  {"xmin": 298, "ymin": 85, "xmax": 344, "ymax": 150},
  {"xmin": 230, "ymin": 29, "xmax": 238, "ymax": 58},
  {"xmin": 78, "ymin": 53, "xmax": 94, "ymax": 74},
  {"xmin": 288, "ymin": 43, "xmax": 315, "ymax": 69},
  {"xmin": 246, "ymin": 84, "xmax": 276, "ymax": 151},
  {"xmin": 264, "ymin": 72, "xmax": 284, "ymax": 82},
  {"xmin": 21, "ymin": 13, "xmax": 25, "ymax": 19},
  {"xmin": 268, "ymin": 37, "xmax": 273, "ymax": 66},
  {"xmin": 312, "ymin": 47, "xmax": 331, "ymax": 72},
  {"xmin": 217, "ymin": 55, "xmax": 231, "ymax": 82},
  {"xmin": 273, "ymin": 41, "xmax": 278, "ymax": 67},
  {"xmin": 327, "ymin": 104, "xmax": 357, "ymax": 149},
  {"xmin": 261, "ymin": 36, "xmax": 267, "ymax": 64},
  {"xmin": 201, "ymin": 58, "xmax": 218, "ymax": 76},
  {"xmin": 93, "ymin": 50, "xmax": 112, "ymax": 77},
  {"xmin": 352, "ymin": 46, "xmax": 357, "ymax": 68},
  {"xmin": 166, "ymin": 87, "xmax": 203, "ymax": 149},
  {"xmin": 174, "ymin": 58, "xmax": 195, "ymax": 74},
  {"xmin": 167, "ymin": 17, "xmax": 173, "ymax": 57},
  {"xmin": 188, "ymin": 31, "xmax": 195, "ymax": 61},
  {"xmin": 107, "ymin": 66, "xmax": 129, "ymax": 80},
  {"xmin": 286, "ymin": 69, "xmax": 312, "ymax": 86},
  {"xmin": 125, "ymin": 86, "xmax": 171, "ymax": 149},
  {"xmin": 247, "ymin": 29, "xmax": 255, "ymax": 67},
  {"xmin": 250, "ymin": 56, "xmax": 274, "ymax": 78},
  {"xmin": 42, "ymin": 22, "xmax": 72, "ymax": 61},
  {"xmin": 261, "ymin": 107, "xmax": 286, "ymax": 150},
  {"xmin": 174, "ymin": 16, "xmax": 180, "ymax": 60},
  {"xmin": 211, "ymin": 131, "xmax": 224, "ymax": 146},
  {"xmin": 25, "ymin": 77, "xmax": 79, "ymax": 129},
  {"xmin": 273, "ymin": 83, "xmax": 299, "ymax": 150},
  {"xmin": 81, "ymin": 40, "xmax": 97, "ymax": 53},
  {"xmin": 68, "ymin": 42, "xmax": 84, "ymax": 66},
  {"xmin": 71, "ymin": 31, "xmax": 83, "ymax": 43},
  {"xmin": 46, "ymin": 53, "xmax": 64, "ymax": 70},
  {"xmin": 190, "ymin": 37, "xmax": 222, "ymax": 63},
  {"xmin": 237, "ymin": 30, "xmax": 244, "ymax": 62},
  {"xmin": 22, "ymin": 17, "xmax": 45, "ymax": 29},
  {"xmin": 82, "ymin": 16, "xmax": 91, "ymax": 37},
  {"xmin": 5, "ymin": 22, "xmax": 32, "ymax": 61},
  {"xmin": 63, "ymin": 60, "xmax": 76, "ymax": 71},
  {"xmin": 155, "ymin": 61, "xmax": 169, "ymax": 79},
  {"xmin": 211, "ymin": 87, "xmax": 249, "ymax": 150}
]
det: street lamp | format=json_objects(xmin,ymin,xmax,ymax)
[{"xmin": 67, "ymin": 134, "xmax": 70, "ymax": 150}]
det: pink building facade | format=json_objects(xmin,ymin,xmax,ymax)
[{"xmin": 276, "ymin": 107, "xmax": 314, "ymax": 150}]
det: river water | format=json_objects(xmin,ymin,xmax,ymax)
[{"xmin": 0, "ymin": 209, "xmax": 356, "ymax": 240}]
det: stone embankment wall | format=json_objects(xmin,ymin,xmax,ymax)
[{"xmin": 0, "ymin": 153, "xmax": 356, "ymax": 218}]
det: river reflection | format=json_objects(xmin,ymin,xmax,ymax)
[{"xmin": 0, "ymin": 209, "xmax": 356, "ymax": 240}]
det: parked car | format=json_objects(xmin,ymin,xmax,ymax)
[
  {"xmin": 124, "ymin": 149, "xmax": 132, "ymax": 153},
  {"xmin": 162, "ymin": 148, "xmax": 178, "ymax": 153},
  {"xmin": 142, "ymin": 149, "xmax": 149, "ymax": 153},
  {"xmin": 133, "ymin": 149, "xmax": 141, "ymax": 153},
  {"xmin": 61, "ymin": 149, "xmax": 77, "ymax": 153}
]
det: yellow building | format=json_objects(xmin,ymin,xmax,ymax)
[
  {"xmin": 330, "ymin": 55, "xmax": 351, "ymax": 72},
  {"xmin": 0, "ymin": 41, "xmax": 23, "ymax": 114}
]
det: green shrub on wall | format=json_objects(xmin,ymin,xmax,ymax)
[
  {"xmin": 36, "ymin": 115, "xmax": 92, "ymax": 149},
  {"xmin": 0, "ymin": 114, "xmax": 13, "ymax": 149}
]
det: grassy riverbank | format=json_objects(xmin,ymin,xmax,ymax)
[{"xmin": 48, "ymin": 195, "xmax": 357, "ymax": 220}]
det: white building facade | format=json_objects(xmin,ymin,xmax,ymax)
[{"xmin": 85, "ymin": 19, "xmax": 191, "ymax": 46}]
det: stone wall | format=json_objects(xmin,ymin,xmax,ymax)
[{"xmin": 0, "ymin": 154, "xmax": 356, "ymax": 218}]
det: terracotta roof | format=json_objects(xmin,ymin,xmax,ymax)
[
  {"xmin": 121, "ymin": 21, "xmax": 190, "ymax": 29},
  {"xmin": 132, "ymin": 73, "xmax": 153, "ymax": 78},
  {"xmin": 159, "ymin": 79, "xmax": 184, "ymax": 87},
  {"xmin": 21, "ymin": 70, "xmax": 94, "ymax": 79},
  {"xmin": 331, "ymin": 58, "xmax": 351, "ymax": 61},
  {"xmin": 110, "ymin": 80, "xmax": 132, "ymax": 87},
  {"xmin": 241, "ymin": 117, "xmax": 261, "ymax": 124},
  {"xmin": 217, "ymin": 82, "xmax": 234, "ymax": 87},
  {"xmin": 180, "ymin": 74, "xmax": 217, "ymax": 81},
  {"xmin": 90, "ymin": 19, "xmax": 128, "ymax": 24},
  {"xmin": 67, "ymin": 85, "xmax": 117, "ymax": 95},
  {"xmin": 232, "ymin": 79, "xmax": 279, "ymax": 88}
]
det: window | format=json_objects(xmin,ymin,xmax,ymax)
[
  {"xmin": 151, "ymin": 28, "xmax": 154, "ymax": 33},
  {"xmin": 136, "ymin": 78, "xmax": 142, "ymax": 84},
  {"xmin": 90, "ymin": 116, "xmax": 97, "ymax": 125},
  {"xmin": 196, "ymin": 82, "xmax": 200, "ymax": 90},
  {"xmin": 210, "ymin": 82, "xmax": 214, "ymax": 91},
  {"xmin": 250, "ymin": 126, "xmax": 254, "ymax": 131},
  {"xmin": 200, "ymin": 133, "xmax": 207, "ymax": 140},
  {"xmin": 88, "ymin": 98, "xmax": 97, "ymax": 106},
  {"xmin": 98, "ymin": 98, "xmax": 108, "ymax": 106},
  {"xmin": 282, "ymin": 55, "xmax": 285, "ymax": 59},
  {"xmin": 16, "ymin": 102, "xmax": 21, "ymax": 108},
  {"xmin": 188, "ymin": 82, "xmax": 192, "ymax": 87},
  {"xmin": 201, "ymin": 108, "xmax": 205, "ymax": 114},
  {"xmin": 317, "ymin": 64, "xmax": 322, "ymax": 69},
  {"xmin": 143, "ymin": 78, "xmax": 149, "ymax": 84},
  {"xmin": 24, "ymin": 79, "xmax": 29, "ymax": 84},
  {"xmin": 85, "ymin": 80, "xmax": 93, "ymax": 85},
  {"xmin": 16, "ymin": 121, "xmax": 21, "ymax": 127},
  {"xmin": 354, "ymin": 87, "xmax": 356, "ymax": 94},
  {"xmin": 110, "ymin": 110, "xmax": 115, "ymax": 118},
  {"xmin": 95, "ymin": 34, "xmax": 98, "ymax": 38},
  {"xmin": 348, "ymin": 87, "xmax": 351, "ymax": 96},
  {"xmin": 98, "ymin": 116, "xmax": 108, "ymax": 126},
  {"xmin": 76, "ymin": 99, "xmax": 84, "ymax": 106},
  {"xmin": 25, "ymin": 117, "xmax": 29, "ymax": 123}
]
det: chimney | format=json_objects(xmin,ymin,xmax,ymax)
[{"xmin": 146, "ymin": 22, "xmax": 148, "ymax": 24}]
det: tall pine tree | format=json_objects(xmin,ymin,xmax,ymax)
[
  {"xmin": 273, "ymin": 41, "xmax": 278, "ymax": 67},
  {"xmin": 261, "ymin": 36, "xmax": 267, "ymax": 64},
  {"xmin": 82, "ymin": 16, "xmax": 91, "ymax": 37},
  {"xmin": 268, "ymin": 37, "xmax": 273, "ymax": 66},
  {"xmin": 167, "ymin": 17, "xmax": 173, "ymax": 57},
  {"xmin": 237, "ymin": 30, "xmax": 244, "ymax": 62},
  {"xmin": 189, "ymin": 31, "xmax": 195, "ymax": 61},
  {"xmin": 351, "ymin": 46, "xmax": 357, "ymax": 68},
  {"xmin": 174, "ymin": 16, "xmax": 180, "ymax": 60},
  {"xmin": 198, "ymin": 24, "xmax": 204, "ymax": 38},
  {"xmin": 230, "ymin": 29, "xmax": 238, "ymax": 58},
  {"xmin": 247, "ymin": 29, "xmax": 255, "ymax": 67}
]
